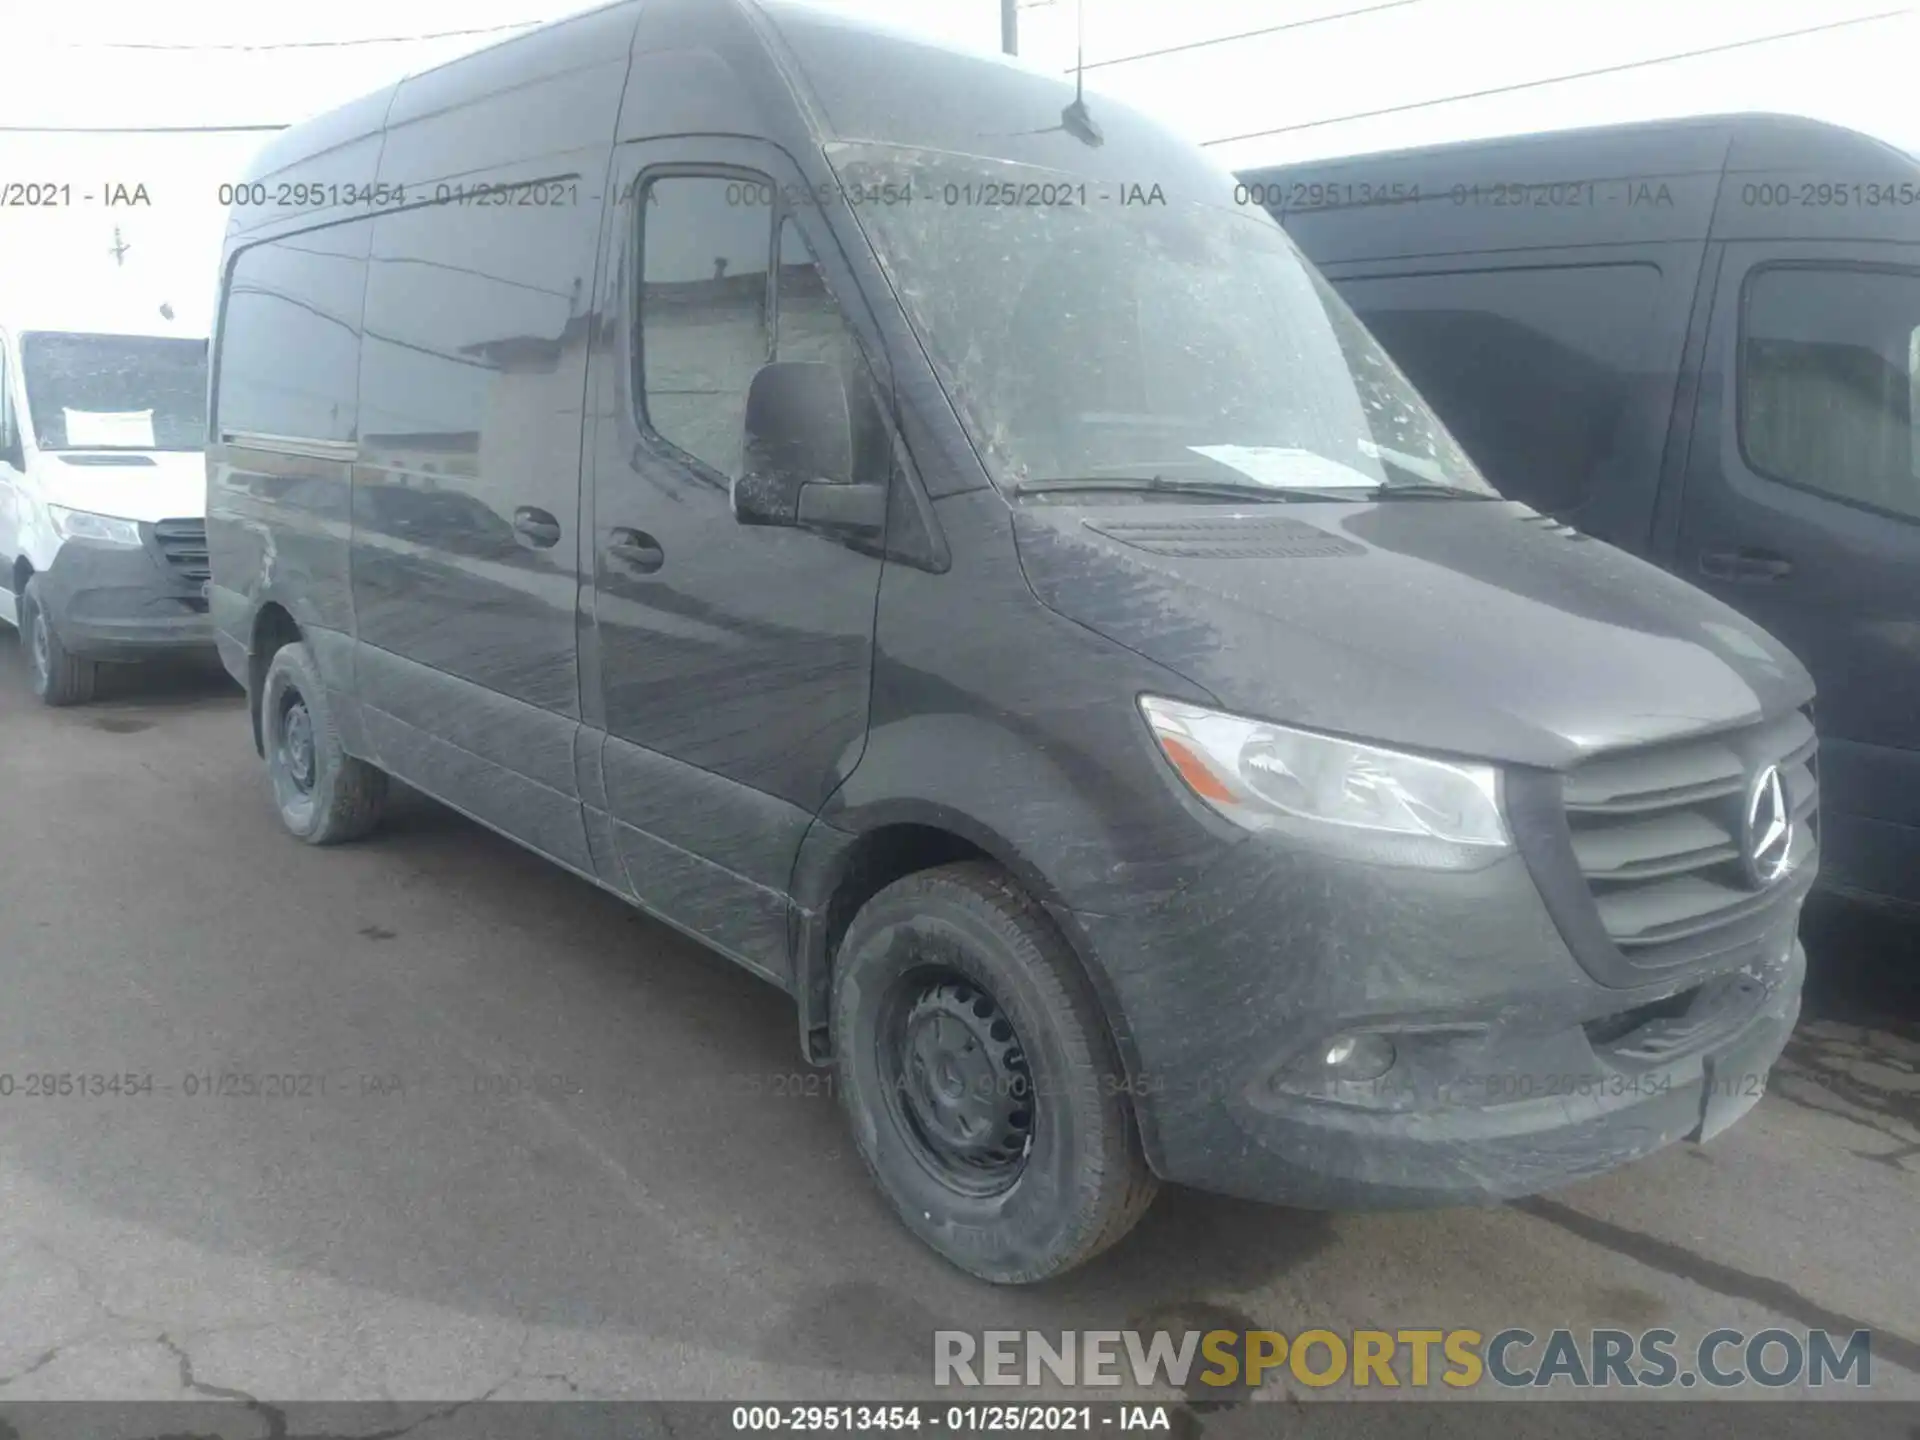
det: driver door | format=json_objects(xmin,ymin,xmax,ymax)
[{"xmin": 578, "ymin": 139, "xmax": 891, "ymax": 982}]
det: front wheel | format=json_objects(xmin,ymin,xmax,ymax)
[
  {"xmin": 260, "ymin": 641, "xmax": 388, "ymax": 845},
  {"xmin": 19, "ymin": 577, "xmax": 99, "ymax": 707},
  {"xmin": 831, "ymin": 862, "xmax": 1158, "ymax": 1283}
]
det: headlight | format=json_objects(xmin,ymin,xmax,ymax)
[
  {"xmin": 47, "ymin": 505, "xmax": 144, "ymax": 547},
  {"xmin": 1139, "ymin": 695, "xmax": 1510, "ymax": 865}
]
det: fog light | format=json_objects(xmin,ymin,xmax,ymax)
[{"xmin": 1319, "ymin": 1032, "xmax": 1396, "ymax": 1082}]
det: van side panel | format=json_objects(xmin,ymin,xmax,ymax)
[
  {"xmin": 333, "ymin": 5, "xmax": 637, "ymax": 873},
  {"xmin": 207, "ymin": 221, "xmax": 374, "ymax": 705}
]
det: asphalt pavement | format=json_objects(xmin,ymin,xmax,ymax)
[{"xmin": 0, "ymin": 646, "xmax": 1915, "ymax": 1410}]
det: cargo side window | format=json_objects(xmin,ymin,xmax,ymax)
[
  {"xmin": 1741, "ymin": 266, "xmax": 1920, "ymax": 522},
  {"xmin": 216, "ymin": 229, "xmax": 369, "ymax": 443},
  {"xmin": 638, "ymin": 175, "xmax": 775, "ymax": 481},
  {"xmin": 1333, "ymin": 264, "xmax": 1664, "ymax": 515}
]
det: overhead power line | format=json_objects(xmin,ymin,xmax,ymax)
[
  {"xmin": 1201, "ymin": 7, "xmax": 1911, "ymax": 147},
  {"xmin": 0, "ymin": 122, "xmax": 290, "ymax": 133},
  {"xmin": 1068, "ymin": 0, "xmax": 1421, "ymax": 73}
]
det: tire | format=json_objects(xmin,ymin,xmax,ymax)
[
  {"xmin": 20, "ymin": 577, "xmax": 99, "ymax": 707},
  {"xmin": 259, "ymin": 641, "xmax": 388, "ymax": 845},
  {"xmin": 831, "ymin": 861, "xmax": 1158, "ymax": 1283}
]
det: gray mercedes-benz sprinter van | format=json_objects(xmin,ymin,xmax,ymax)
[
  {"xmin": 1242, "ymin": 115, "xmax": 1919, "ymax": 911},
  {"xmin": 209, "ymin": 0, "xmax": 1818, "ymax": 1283}
]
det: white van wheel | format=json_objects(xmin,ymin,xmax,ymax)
[{"xmin": 20, "ymin": 577, "xmax": 99, "ymax": 707}]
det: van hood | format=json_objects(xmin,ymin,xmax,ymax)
[
  {"xmin": 1014, "ymin": 498, "xmax": 1814, "ymax": 771},
  {"xmin": 34, "ymin": 451, "xmax": 207, "ymax": 524}
]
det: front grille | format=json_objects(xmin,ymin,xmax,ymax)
[
  {"xmin": 1565, "ymin": 709, "xmax": 1816, "ymax": 953},
  {"xmin": 149, "ymin": 518, "xmax": 210, "ymax": 584},
  {"xmin": 1512, "ymin": 707, "xmax": 1819, "ymax": 987}
]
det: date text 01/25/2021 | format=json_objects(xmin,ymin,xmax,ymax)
[{"xmin": 731, "ymin": 1406, "xmax": 1170, "ymax": 1432}]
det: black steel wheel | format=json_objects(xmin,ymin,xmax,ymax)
[
  {"xmin": 259, "ymin": 641, "xmax": 389, "ymax": 845},
  {"xmin": 831, "ymin": 862, "xmax": 1158, "ymax": 1283},
  {"xmin": 879, "ymin": 974, "xmax": 1035, "ymax": 1197}
]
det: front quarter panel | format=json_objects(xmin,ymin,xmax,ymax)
[{"xmin": 821, "ymin": 487, "xmax": 1233, "ymax": 918}]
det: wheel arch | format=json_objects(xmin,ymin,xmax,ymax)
[
  {"xmin": 787, "ymin": 804, "xmax": 1153, "ymax": 1160},
  {"xmin": 245, "ymin": 601, "xmax": 303, "ymax": 757}
]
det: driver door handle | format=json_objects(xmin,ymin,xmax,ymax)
[{"xmin": 1699, "ymin": 548, "xmax": 1793, "ymax": 584}]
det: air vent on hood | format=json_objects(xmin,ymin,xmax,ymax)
[
  {"xmin": 55, "ymin": 453, "xmax": 157, "ymax": 467},
  {"xmin": 1081, "ymin": 515, "xmax": 1364, "ymax": 559},
  {"xmin": 1512, "ymin": 507, "xmax": 1589, "ymax": 541}
]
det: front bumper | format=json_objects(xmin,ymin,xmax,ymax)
[
  {"xmin": 1071, "ymin": 836, "xmax": 1807, "ymax": 1209},
  {"xmin": 37, "ymin": 539, "xmax": 214, "ymax": 661}
]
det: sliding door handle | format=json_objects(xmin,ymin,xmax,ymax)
[
  {"xmin": 512, "ymin": 506, "xmax": 563, "ymax": 548},
  {"xmin": 606, "ymin": 526, "xmax": 665, "ymax": 573}
]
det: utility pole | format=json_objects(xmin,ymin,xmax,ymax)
[{"xmin": 1001, "ymin": 0, "xmax": 1018, "ymax": 54}]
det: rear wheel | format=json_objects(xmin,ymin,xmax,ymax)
[
  {"xmin": 831, "ymin": 862, "xmax": 1158, "ymax": 1283},
  {"xmin": 260, "ymin": 641, "xmax": 388, "ymax": 845},
  {"xmin": 20, "ymin": 577, "xmax": 99, "ymax": 707}
]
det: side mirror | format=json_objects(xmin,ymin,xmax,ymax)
[
  {"xmin": 732, "ymin": 361, "xmax": 885, "ymax": 538},
  {"xmin": 732, "ymin": 361, "xmax": 853, "ymax": 526}
]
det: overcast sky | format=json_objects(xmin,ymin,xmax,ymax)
[{"xmin": 2, "ymin": 0, "xmax": 1915, "ymax": 332}]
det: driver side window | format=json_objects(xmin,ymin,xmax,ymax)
[
  {"xmin": 638, "ymin": 174, "xmax": 774, "ymax": 482},
  {"xmin": 637, "ymin": 174, "xmax": 880, "ymax": 485}
]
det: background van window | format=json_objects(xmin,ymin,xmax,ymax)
[
  {"xmin": 1333, "ymin": 263, "xmax": 1664, "ymax": 515},
  {"xmin": 1742, "ymin": 265, "xmax": 1920, "ymax": 521}
]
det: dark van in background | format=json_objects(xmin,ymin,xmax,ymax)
[
  {"xmin": 1243, "ymin": 114, "xmax": 1920, "ymax": 910},
  {"xmin": 210, "ymin": 1, "xmax": 1818, "ymax": 1283}
]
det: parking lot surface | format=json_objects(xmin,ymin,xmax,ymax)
[{"xmin": 0, "ymin": 651, "xmax": 1915, "ymax": 1406}]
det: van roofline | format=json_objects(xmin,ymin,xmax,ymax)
[
  {"xmin": 226, "ymin": 0, "xmax": 1148, "ymax": 196},
  {"xmin": 1236, "ymin": 111, "xmax": 1917, "ymax": 176}
]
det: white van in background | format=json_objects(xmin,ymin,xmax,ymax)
[{"xmin": 0, "ymin": 302, "xmax": 213, "ymax": 705}]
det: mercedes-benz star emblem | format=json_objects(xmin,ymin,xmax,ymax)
[{"xmin": 1741, "ymin": 764, "xmax": 1794, "ymax": 888}]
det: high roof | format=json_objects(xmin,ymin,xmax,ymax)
[
  {"xmin": 230, "ymin": 0, "xmax": 1236, "ymax": 212},
  {"xmin": 1238, "ymin": 111, "xmax": 1915, "ymax": 178}
]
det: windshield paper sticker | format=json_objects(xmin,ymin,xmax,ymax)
[
  {"xmin": 1188, "ymin": 444, "xmax": 1376, "ymax": 489},
  {"xmin": 63, "ymin": 408, "xmax": 156, "ymax": 448}
]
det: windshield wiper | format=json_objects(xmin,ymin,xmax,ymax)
[
  {"xmin": 1372, "ymin": 481, "xmax": 1500, "ymax": 500},
  {"xmin": 1013, "ymin": 476, "xmax": 1358, "ymax": 502}
]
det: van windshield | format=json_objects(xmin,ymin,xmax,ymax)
[
  {"xmin": 19, "ymin": 331, "xmax": 208, "ymax": 452},
  {"xmin": 829, "ymin": 143, "xmax": 1493, "ymax": 499}
]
